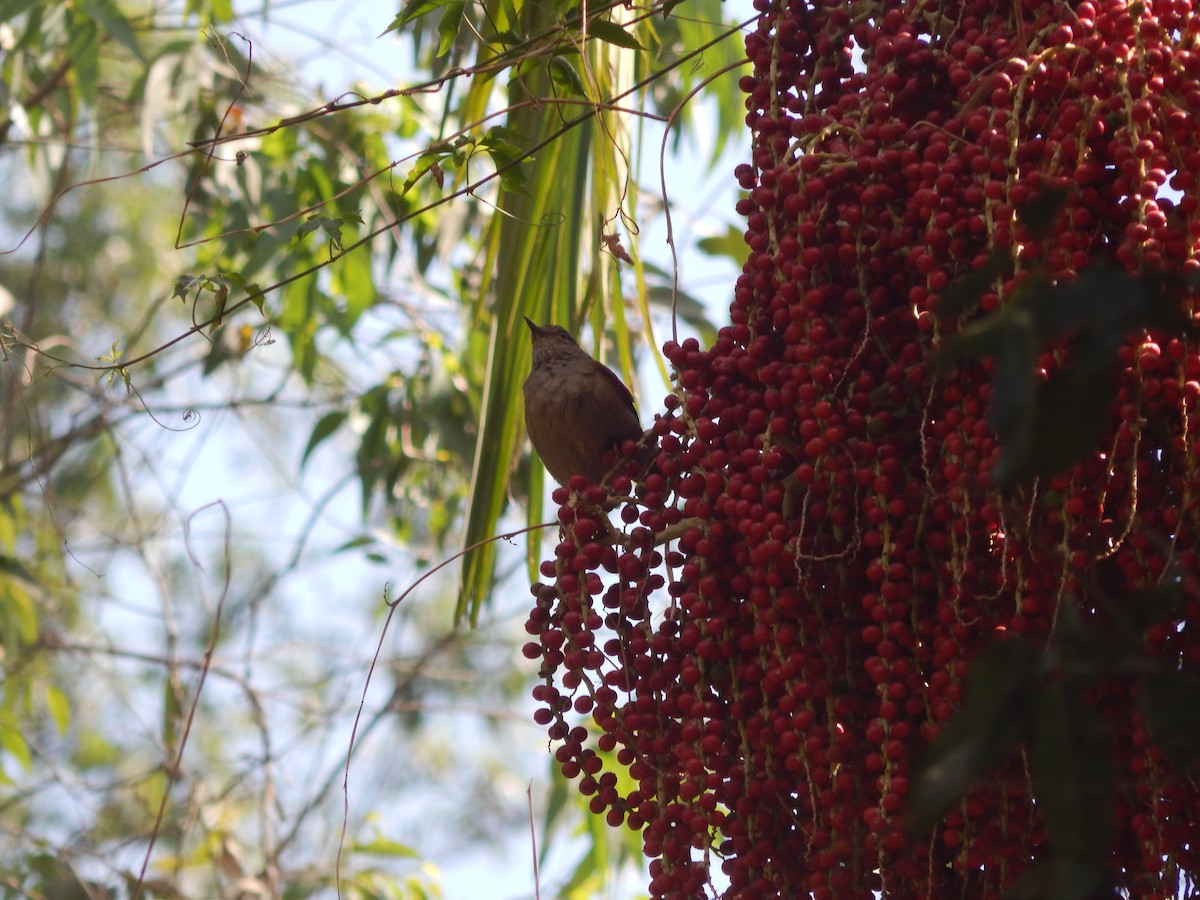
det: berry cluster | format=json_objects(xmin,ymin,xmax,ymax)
[{"xmin": 525, "ymin": 1, "xmax": 1200, "ymax": 896}]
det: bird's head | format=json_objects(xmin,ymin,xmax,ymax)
[{"xmin": 524, "ymin": 317, "xmax": 583, "ymax": 365}]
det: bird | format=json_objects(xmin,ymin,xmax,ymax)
[{"xmin": 522, "ymin": 317, "xmax": 644, "ymax": 487}]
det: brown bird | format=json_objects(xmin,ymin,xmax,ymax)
[{"xmin": 522, "ymin": 317, "xmax": 644, "ymax": 487}]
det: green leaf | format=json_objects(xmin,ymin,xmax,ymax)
[
  {"xmin": 185, "ymin": 0, "xmax": 233, "ymax": 21},
  {"xmin": 935, "ymin": 250, "xmax": 1008, "ymax": 320},
  {"xmin": 981, "ymin": 310, "xmax": 1038, "ymax": 451},
  {"xmin": 0, "ymin": 712, "xmax": 32, "ymax": 773},
  {"xmin": 1005, "ymin": 859, "xmax": 1112, "ymax": 900},
  {"xmin": 935, "ymin": 303, "xmax": 1031, "ymax": 372},
  {"xmin": 381, "ymin": 0, "xmax": 455, "ymax": 35},
  {"xmin": 296, "ymin": 213, "xmax": 361, "ymax": 252},
  {"xmin": 201, "ymin": 337, "xmax": 234, "ymax": 377},
  {"xmin": 352, "ymin": 835, "xmax": 421, "ymax": 858},
  {"xmin": 209, "ymin": 281, "xmax": 230, "ymax": 330},
  {"xmin": 0, "ymin": 578, "xmax": 39, "ymax": 644},
  {"xmin": 280, "ymin": 281, "xmax": 320, "ymax": 384},
  {"xmin": 45, "ymin": 685, "xmax": 70, "ymax": 735},
  {"xmin": 0, "ymin": 0, "xmax": 38, "ymax": 25},
  {"xmin": 436, "ymin": 0, "xmax": 466, "ymax": 56},
  {"xmin": 1027, "ymin": 266, "xmax": 1131, "ymax": 345},
  {"xmin": 499, "ymin": 0, "xmax": 519, "ymax": 30},
  {"xmin": 173, "ymin": 274, "xmax": 204, "ymax": 301},
  {"xmin": 301, "ymin": 411, "xmax": 348, "ymax": 469},
  {"xmin": 1013, "ymin": 184, "xmax": 1069, "ymax": 240},
  {"xmin": 1105, "ymin": 585, "xmax": 1186, "ymax": 636},
  {"xmin": 1048, "ymin": 599, "xmax": 1136, "ymax": 674},
  {"xmin": 547, "ymin": 56, "xmax": 587, "ymax": 97},
  {"xmin": 73, "ymin": 729, "xmax": 120, "ymax": 769},
  {"xmin": 354, "ymin": 385, "xmax": 392, "ymax": 513},
  {"xmin": 938, "ymin": 261, "xmax": 1200, "ymax": 488},
  {"xmin": 296, "ymin": 215, "xmax": 328, "ymax": 240},
  {"xmin": 1030, "ymin": 680, "xmax": 1113, "ymax": 867},
  {"xmin": 541, "ymin": 766, "xmax": 573, "ymax": 854},
  {"xmin": 334, "ymin": 536, "xmax": 376, "ymax": 553},
  {"xmin": 482, "ymin": 128, "xmax": 530, "ymax": 192},
  {"xmin": 908, "ymin": 638, "xmax": 1041, "ymax": 834},
  {"xmin": 246, "ymin": 285, "xmax": 266, "ymax": 316},
  {"xmin": 0, "ymin": 553, "xmax": 36, "ymax": 586},
  {"xmin": 400, "ymin": 159, "xmax": 436, "ymax": 196},
  {"xmin": 991, "ymin": 366, "xmax": 1116, "ymax": 487},
  {"xmin": 696, "ymin": 224, "xmax": 749, "ymax": 265},
  {"xmin": 480, "ymin": 128, "xmax": 525, "ymax": 160},
  {"xmin": 162, "ymin": 673, "xmax": 183, "ymax": 753},
  {"xmin": 588, "ymin": 19, "xmax": 645, "ymax": 50},
  {"xmin": 460, "ymin": 54, "xmax": 593, "ymax": 624},
  {"xmin": 66, "ymin": 17, "xmax": 100, "ymax": 108},
  {"xmin": 1139, "ymin": 668, "xmax": 1200, "ymax": 771},
  {"xmin": 645, "ymin": 283, "xmax": 710, "ymax": 327},
  {"xmin": 80, "ymin": 0, "xmax": 145, "ymax": 61},
  {"xmin": 489, "ymin": 29, "xmax": 522, "ymax": 46},
  {"xmin": 330, "ymin": 247, "xmax": 375, "ymax": 331}
]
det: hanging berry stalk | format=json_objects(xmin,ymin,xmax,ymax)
[{"xmin": 525, "ymin": 1, "xmax": 1200, "ymax": 897}]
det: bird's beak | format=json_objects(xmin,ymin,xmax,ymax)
[{"xmin": 523, "ymin": 316, "xmax": 541, "ymax": 336}]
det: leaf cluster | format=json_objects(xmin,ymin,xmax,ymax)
[
  {"xmin": 920, "ymin": 191, "xmax": 1200, "ymax": 896},
  {"xmin": 938, "ymin": 192, "xmax": 1198, "ymax": 487},
  {"xmin": 910, "ymin": 586, "xmax": 1199, "ymax": 899}
]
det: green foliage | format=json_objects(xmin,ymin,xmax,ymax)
[
  {"xmin": 348, "ymin": 334, "xmax": 482, "ymax": 551},
  {"xmin": 382, "ymin": 0, "xmax": 459, "ymax": 37},
  {"xmin": 910, "ymin": 587, "xmax": 1198, "ymax": 896},
  {"xmin": 0, "ymin": 499, "xmax": 55, "ymax": 786},
  {"xmin": 922, "ymin": 194, "xmax": 1200, "ymax": 894},
  {"xmin": 542, "ymin": 758, "xmax": 646, "ymax": 899},
  {"xmin": 590, "ymin": 19, "xmax": 647, "ymax": 51},
  {"xmin": 295, "ymin": 211, "xmax": 366, "ymax": 254},
  {"xmin": 938, "ymin": 196, "xmax": 1197, "ymax": 487},
  {"xmin": 906, "ymin": 638, "xmax": 1041, "ymax": 832}
]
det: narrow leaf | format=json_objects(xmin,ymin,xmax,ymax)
[
  {"xmin": 1140, "ymin": 668, "xmax": 1200, "ymax": 770},
  {"xmin": 1006, "ymin": 860, "xmax": 1111, "ymax": 900},
  {"xmin": 1030, "ymin": 681, "xmax": 1113, "ymax": 865},
  {"xmin": 301, "ymin": 411, "xmax": 348, "ymax": 469},
  {"xmin": 459, "ymin": 52, "xmax": 591, "ymax": 623},
  {"xmin": 993, "ymin": 367, "xmax": 1115, "ymax": 487},
  {"xmin": 908, "ymin": 638, "xmax": 1040, "ymax": 833},
  {"xmin": 381, "ymin": 0, "xmax": 454, "ymax": 35},
  {"xmin": 588, "ymin": 19, "xmax": 644, "ymax": 50},
  {"xmin": 1013, "ymin": 184, "xmax": 1069, "ymax": 240},
  {"xmin": 0, "ymin": 713, "xmax": 32, "ymax": 771},
  {"xmin": 547, "ymin": 56, "xmax": 587, "ymax": 97},
  {"xmin": 436, "ymin": 0, "xmax": 466, "ymax": 57},
  {"xmin": 81, "ymin": 0, "xmax": 145, "ymax": 61},
  {"xmin": 45, "ymin": 685, "xmax": 71, "ymax": 735},
  {"xmin": 0, "ymin": 0, "xmax": 39, "ymax": 25},
  {"xmin": 697, "ymin": 225, "xmax": 750, "ymax": 264},
  {"xmin": 352, "ymin": 836, "xmax": 420, "ymax": 858},
  {"xmin": 936, "ymin": 250, "xmax": 1008, "ymax": 320}
]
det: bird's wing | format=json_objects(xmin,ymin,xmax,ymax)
[
  {"xmin": 596, "ymin": 361, "xmax": 638, "ymax": 418},
  {"xmin": 586, "ymin": 366, "xmax": 642, "ymax": 447}
]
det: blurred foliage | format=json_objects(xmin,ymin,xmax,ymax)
[
  {"xmin": 922, "ymin": 193, "xmax": 1200, "ymax": 895},
  {"xmin": 908, "ymin": 587, "xmax": 1197, "ymax": 899},
  {"xmin": 0, "ymin": 0, "xmax": 743, "ymax": 894},
  {"xmin": 937, "ymin": 192, "xmax": 1199, "ymax": 487}
]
